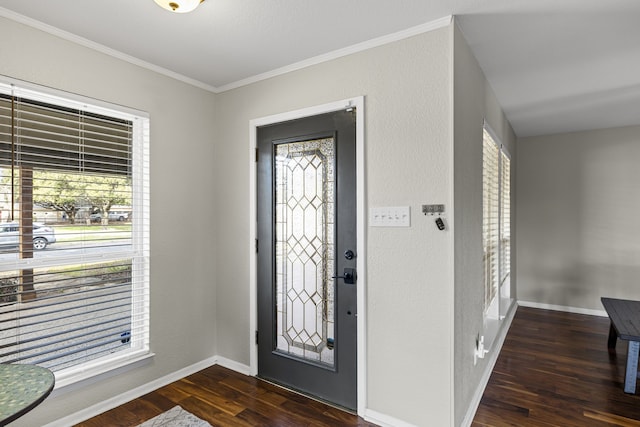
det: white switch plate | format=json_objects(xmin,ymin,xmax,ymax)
[{"xmin": 369, "ymin": 206, "xmax": 411, "ymax": 227}]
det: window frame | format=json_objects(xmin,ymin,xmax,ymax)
[
  {"xmin": 0, "ymin": 76, "xmax": 151, "ymax": 389},
  {"xmin": 482, "ymin": 122, "xmax": 511, "ymax": 321}
]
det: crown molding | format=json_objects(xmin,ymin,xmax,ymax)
[
  {"xmin": 216, "ymin": 15, "xmax": 453, "ymax": 93},
  {"xmin": 0, "ymin": 6, "xmax": 218, "ymax": 93},
  {"xmin": 0, "ymin": 7, "xmax": 451, "ymax": 94}
]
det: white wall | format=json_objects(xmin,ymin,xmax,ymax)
[
  {"xmin": 0, "ymin": 16, "xmax": 218, "ymax": 427},
  {"xmin": 214, "ymin": 27, "xmax": 455, "ymax": 426},
  {"xmin": 452, "ymin": 21, "xmax": 517, "ymax": 426},
  {"xmin": 517, "ymin": 125, "xmax": 640, "ymax": 311}
]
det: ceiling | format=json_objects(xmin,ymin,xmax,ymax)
[{"xmin": 0, "ymin": 0, "xmax": 639, "ymax": 138}]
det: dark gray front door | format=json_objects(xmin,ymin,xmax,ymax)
[{"xmin": 257, "ymin": 109, "xmax": 357, "ymax": 410}]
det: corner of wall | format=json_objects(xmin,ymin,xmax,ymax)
[{"xmin": 451, "ymin": 19, "xmax": 518, "ymax": 427}]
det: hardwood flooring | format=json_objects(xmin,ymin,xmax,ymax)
[
  {"xmin": 74, "ymin": 365, "xmax": 376, "ymax": 427},
  {"xmin": 77, "ymin": 306, "xmax": 640, "ymax": 426},
  {"xmin": 473, "ymin": 306, "xmax": 640, "ymax": 426}
]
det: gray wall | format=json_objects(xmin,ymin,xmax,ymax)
[
  {"xmin": 0, "ymin": 16, "xmax": 218, "ymax": 427},
  {"xmin": 452, "ymin": 22, "xmax": 517, "ymax": 426},
  {"xmin": 214, "ymin": 27, "xmax": 455, "ymax": 426},
  {"xmin": 517, "ymin": 125, "xmax": 640, "ymax": 311}
]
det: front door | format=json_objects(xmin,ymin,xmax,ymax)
[{"xmin": 257, "ymin": 109, "xmax": 357, "ymax": 410}]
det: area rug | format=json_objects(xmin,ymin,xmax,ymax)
[{"xmin": 136, "ymin": 406, "xmax": 212, "ymax": 427}]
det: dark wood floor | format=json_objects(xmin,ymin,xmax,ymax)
[
  {"xmin": 74, "ymin": 365, "xmax": 376, "ymax": 426},
  {"xmin": 76, "ymin": 306, "xmax": 640, "ymax": 426},
  {"xmin": 473, "ymin": 306, "xmax": 640, "ymax": 426}
]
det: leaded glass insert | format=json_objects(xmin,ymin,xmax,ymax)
[{"xmin": 274, "ymin": 137, "xmax": 335, "ymax": 367}]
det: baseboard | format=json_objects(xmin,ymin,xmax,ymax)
[
  {"xmin": 214, "ymin": 355, "xmax": 251, "ymax": 375},
  {"xmin": 517, "ymin": 300, "xmax": 607, "ymax": 317},
  {"xmin": 43, "ymin": 355, "xmax": 238, "ymax": 427},
  {"xmin": 46, "ymin": 353, "xmax": 400, "ymax": 427},
  {"xmin": 460, "ymin": 302, "xmax": 517, "ymax": 427},
  {"xmin": 218, "ymin": 356, "xmax": 410, "ymax": 427},
  {"xmin": 364, "ymin": 408, "xmax": 418, "ymax": 427}
]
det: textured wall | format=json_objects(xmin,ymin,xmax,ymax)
[
  {"xmin": 0, "ymin": 16, "xmax": 218, "ymax": 427},
  {"xmin": 214, "ymin": 27, "xmax": 454, "ymax": 426},
  {"xmin": 0, "ymin": 13, "xmax": 519, "ymax": 426},
  {"xmin": 517, "ymin": 125, "xmax": 640, "ymax": 311},
  {"xmin": 452, "ymin": 21, "xmax": 517, "ymax": 426}
]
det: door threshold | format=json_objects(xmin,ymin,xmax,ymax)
[{"xmin": 255, "ymin": 375, "xmax": 357, "ymax": 415}]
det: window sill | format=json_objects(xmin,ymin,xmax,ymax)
[{"xmin": 51, "ymin": 351, "xmax": 155, "ymax": 396}]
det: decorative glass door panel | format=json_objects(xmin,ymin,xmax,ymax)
[{"xmin": 274, "ymin": 137, "xmax": 335, "ymax": 367}]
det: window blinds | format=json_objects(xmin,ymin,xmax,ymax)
[
  {"xmin": 482, "ymin": 129, "xmax": 500, "ymax": 312},
  {"xmin": 0, "ymin": 81, "xmax": 149, "ymax": 378},
  {"xmin": 482, "ymin": 126, "xmax": 510, "ymax": 315},
  {"xmin": 499, "ymin": 151, "xmax": 511, "ymax": 289},
  {"xmin": 0, "ymin": 94, "xmax": 131, "ymax": 174}
]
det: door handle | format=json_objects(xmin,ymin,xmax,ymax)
[{"xmin": 333, "ymin": 268, "xmax": 357, "ymax": 284}]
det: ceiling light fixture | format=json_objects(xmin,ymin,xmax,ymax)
[{"xmin": 153, "ymin": 0, "xmax": 204, "ymax": 13}]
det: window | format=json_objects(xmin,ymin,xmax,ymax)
[
  {"xmin": 499, "ymin": 151, "xmax": 511, "ymax": 297},
  {"xmin": 482, "ymin": 125, "xmax": 510, "ymax": 317},
  {"xmin": 0, "ymin": 79, "xmax": 149, "ymax": 386}
]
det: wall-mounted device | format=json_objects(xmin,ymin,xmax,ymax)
[
  {"xmin": 474, "ymin": 334, "xmax": 489, "ymax": 365},
  {"xmin": 422, "ymin": 204, "xmax": 445, "ymax": 215},
  {"xmin": 422, "ymin": 204, "xmax": 446, "ymax": 230}
]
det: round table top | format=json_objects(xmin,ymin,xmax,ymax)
[{"xmin": 0, "ymin": 364, "xmax": 55, "ymax": 426}]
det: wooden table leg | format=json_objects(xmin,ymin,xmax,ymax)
[
  {"xmin": 624, "ymin": 341, "xmax": 640, "ymax": 394},
  {"xmin": 607, "ymin": 322, "xmax": 617, "ymax": 353}
]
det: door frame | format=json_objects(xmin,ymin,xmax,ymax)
[{"xmin": 248, "ymin": 96, "xmax": 366, "ymax": 414}]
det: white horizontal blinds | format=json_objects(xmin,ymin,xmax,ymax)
[
  {"xmin": 0, "ymin": 261, "xmax": 136, "ymax": 371},
  {"xmin": 482, "ymin": 128, "xmax": 500, "ymax": 312},
  {"xmin": 130, "ymin": 117, "xmax": 150, "ymax": 363},
  {"xmin": 6, "ymin": 97, "xmax": 131, "ymax": 174},
  {"xmin": 482, "ymin": 124, "xmax": 511, "ymax": 315},
  {"xmin": 0, "ymin": 93, "xmax": 133, "ymax": 257},
  {"xmin": 11, "ymin": 93, "xmax": 132, "ymax": 256},
  {"xmin": 0, "ymin": 96, "xmax": 9, "ymax": 147},
  {"xmin": 0, "ymin": 82, "xmax": 149, "ymax": 374},
  {"xmin": 499, "ymin": 151, "xmax": 511, "ymax": 288}
]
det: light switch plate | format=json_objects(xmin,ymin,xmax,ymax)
[{"xmin": 369, "ymin": 206, "xmax": 411, "ymax": 227}]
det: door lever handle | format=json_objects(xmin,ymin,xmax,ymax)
[{"xmin": 333, "ymin": 268, "xmax": 357, "ymax": 284}]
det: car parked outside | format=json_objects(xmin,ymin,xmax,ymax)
[
  {"xmin": 90, "ymin": 212, "xmax": 129, "ymax": 222},
  {"xmin": 108, "ymin": 212, "xmax": 129, "ymax": 221},
  {"xmin": 0, "ymin": 222, "xmax": 57, "ymax": 250}
]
